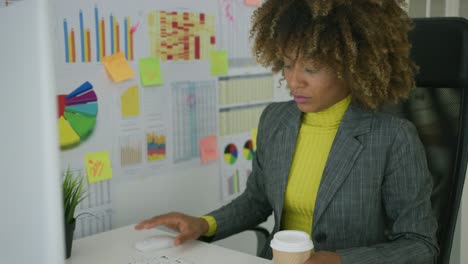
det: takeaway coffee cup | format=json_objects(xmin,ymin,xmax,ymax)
[{"xmin": 270, "ymin": 230, "xmax": 314, "ymax": 264}]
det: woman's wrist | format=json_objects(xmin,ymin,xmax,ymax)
[
  {"xmin": 198, "ymin": 215, "xmax": 217, "ymax": 236},
  {"xmin": 198, "ymin": 217, "xmax": 209, "ymax": 235}
]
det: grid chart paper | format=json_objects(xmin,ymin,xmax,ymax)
[
  {"xmin": 218, "ymin": 74, "xmax": 273, "ymax": 136},
  {"xmin": 218, "ymin": 74, "xmax": 274, "ymax": 106},
  {"xmin": 219, "ymin": 105, "xmax": 266, "ymax": 136},
  {"xmin": 218, "ymin": 0, "xmax": 258, "ymax": 67},
  {"xmin": 171, "ymin": 80, "xmax": 217, "ymax": 162},
  {"xmin": 148, "ymin": 10, "xmax": 216, "ymax": 61},
  {"xmin": 67, "ymin": 168, "xmax": 113, "ymax": 239}
]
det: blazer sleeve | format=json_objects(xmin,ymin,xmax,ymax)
[
  {"xmin": 336, "ymin": 120, "xmax": 439, "ymax": 264},
  {"xmin": 203, "ymin": 104, "xmax": 274, "ymax": 241}
]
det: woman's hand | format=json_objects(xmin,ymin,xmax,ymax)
[
  {"xmin": 134, "ymin": 212, "xmax": 209, "ymax": 246},
  {"xmin": 304, "ymin": 251, "xmax": 342, "ymax": 264}
]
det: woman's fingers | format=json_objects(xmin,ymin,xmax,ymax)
[
  {"xmin": 135, "ymin": 212, "xmax": 181, "ymax": 230},
  {"xmin": 135, "ymin": 212, "xmax": 208, "ymax": 246},
  {"xmin": 134, "ymin": 219, "xmax": 152, "ymax": 230},
  {"xmin": 134, "ymin": 212, "xmax": 205, "ymax": 240}
]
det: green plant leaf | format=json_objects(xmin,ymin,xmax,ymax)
[{"xmin": 62, "ymin": 166, "xmax": 88, "ymax": 224}]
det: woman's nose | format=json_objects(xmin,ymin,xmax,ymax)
[{"xmin": 287, "ymin": 67, "xmax": 304, "ymax": 91}]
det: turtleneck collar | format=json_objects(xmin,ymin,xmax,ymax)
[{"xmin": 301, "ymin": 95, "xmax": 351, "ymax": 128}]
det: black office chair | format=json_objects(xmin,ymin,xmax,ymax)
[
  {"xmin": 382, "ymin": 17, "xmax": 468, "ymax": 264},
  {"xmin": 247, "ymin": 226, "xmax": 270, "ymax": 256}
]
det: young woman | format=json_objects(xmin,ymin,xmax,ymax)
[{"xmin": 136, "ymin": 1, "xmax": 438, "ymax": 263}]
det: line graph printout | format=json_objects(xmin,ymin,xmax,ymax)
[
  {"xmin": 218, "ymin": 0, "xmax": 258, "ymax": 67},
  {"xmin": 148, "ymin": 10, "xmax": 216, "ymax": 61},
  {"xmin": 171, "ymin": 80, "xmax": 217, "ymax": 163}
]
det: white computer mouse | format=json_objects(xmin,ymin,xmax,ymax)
[{"xmin": 134, "ymin": 234, "xmax": 176, "ymax": 252}]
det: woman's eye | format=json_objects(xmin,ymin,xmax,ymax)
[
  {"xmin": 305, "ymin": 67, "xmax": 319, "ymax": 73},
  {"xmin": 283, "ymin": 64, "xmax": 292, "ymax": 70}
]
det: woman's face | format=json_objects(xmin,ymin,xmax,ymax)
[{"xmin": 283, "ymin": 56, "xmax": 349, "ymax": 113}]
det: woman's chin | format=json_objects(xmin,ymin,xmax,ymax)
[{"xmin": 296, "ymin": 103, "xmax": 321, "ymax": 113}]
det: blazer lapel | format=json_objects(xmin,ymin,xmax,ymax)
[
  {"xmin": 274, "ymin": 103, "xmax": 302, "ymax": 224},
  {"xmin": 312, "ymin": 103, "xmax": 373, "ymax": 229}
]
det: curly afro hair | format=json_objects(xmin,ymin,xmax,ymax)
[{"xmin": 250, "ymin": 0, "xmax": 418, "ymax": 109}]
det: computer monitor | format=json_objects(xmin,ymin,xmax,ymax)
[{"xmin": 0, "ymin": 0, "xmax": 65, "ymax": 263}]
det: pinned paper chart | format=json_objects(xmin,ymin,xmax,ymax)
[
  {"xmin": 57, "ymin": 81, "xmax": 98, "ymax": 148},
  {"xmin": 224, "ymin": 143, "xmax": 238, "ymax": 165},
  {"xmin": 147, "ymin": 131, "xmax": 166, "ymax": 161},
  {"xmin": 243, "ymin": 139, "xmax": 254, "ymax": 160},
  {"xmin": 227, "ymin": 169, "xmax": 240, "ymax": 195}
]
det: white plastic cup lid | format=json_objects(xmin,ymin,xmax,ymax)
[{"xmin": 270, "ymin": 230, "xmax": 314, "ymax": 252}]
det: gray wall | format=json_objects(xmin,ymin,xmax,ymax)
[{"xmin": 0, "ymin": 0, "xmax": 64, "ymax": 263}]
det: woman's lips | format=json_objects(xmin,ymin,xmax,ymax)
[{"xmin": 294, "ymin": 96, "xmax": 308, "ymax": 103}]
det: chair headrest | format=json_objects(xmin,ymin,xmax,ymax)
[{"xmin": 410, "ymin": 17, "xmax": 468, "ymax": 88}]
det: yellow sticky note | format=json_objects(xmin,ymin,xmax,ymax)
[
  {"xmin": 244, "ymin": 0, "xmax": 260, "ymax": 6},
  {"xmin": 102, "ymin": 51, "xmax": 135, "ymax": 82},
  {"xmin": 121, "ymin": 85, "xmax": 140, "ymax": 117},
  {"xmin": 199, "ymin": 135, "xmax": 219, "ymax": 164},
  {"xmin": 139, "ymin": 57, "xmax": 163, "ymax": 86},
  {"xmin": 84, "ymin": 150, "xmax": 113, "ymax": 184},
  {"xmin": 210, "ymin": 50, "xmax": 228, "ymax": 76},
  {"xmin": 251, "ymin": 128, "xmax": 258, "ymax": 151}
]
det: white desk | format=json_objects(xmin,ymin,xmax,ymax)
[{"xmin": 66, "ymin": 225, "xmax": 272, "ymax": 264}]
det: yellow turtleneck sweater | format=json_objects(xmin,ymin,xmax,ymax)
[
  {"xmin": 201, "ymin": 96, "xmax": 351, "ymax": 237},
  {"xmin": 281, "ymin": 96, "xmax": 351, "ymax": 234}
]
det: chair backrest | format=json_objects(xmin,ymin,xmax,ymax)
[
  {"xmin": 248, "ymin": 226, "xmax": 270, "ymax": 256},
  {"xmin": 382, "ymin": 17, "xmax": 468, "ymax": 264}
]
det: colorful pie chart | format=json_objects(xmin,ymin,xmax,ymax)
[
  {"xmin": 243, "ymin": 139, "xmax": 255, "ymax": 160},
  {"xmin": 57, "ymin": 81, "xmax": 98, "ymax": 148},
  {"xmin": 224, "ymin": 143, "xmax": 238, "ymax": 165}
]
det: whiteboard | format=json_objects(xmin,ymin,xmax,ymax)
[{"xmin": 52, "ymin": 0, "xmax": 289, "ymax": 254}]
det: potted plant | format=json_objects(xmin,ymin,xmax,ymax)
[{"xmin": 63, "ymin": 167, "xmax": 87, "ymax": 259}]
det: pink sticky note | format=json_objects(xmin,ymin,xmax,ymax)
[
  {"xmin": 200, "ymin": 135, "xmax": 219, "ymax": 164},
  {"xmin": 244, "ymin": 0, "xmax": 260, "ymax": 7}
]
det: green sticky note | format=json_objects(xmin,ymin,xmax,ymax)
[
  {"xmin": 210, "ymin": 50, "xmax": 229, "ymax": 76},
  {"xmin": 139, "ymin": 57, "xmax": 163, "ymax": 86}
]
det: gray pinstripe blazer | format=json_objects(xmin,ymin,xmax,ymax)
[{"xmin": 207, "ymin": 100, "xmax": 438, "ymax": 263}]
